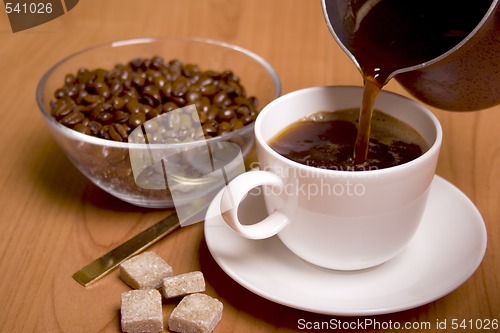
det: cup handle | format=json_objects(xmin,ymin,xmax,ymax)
[{"xmin": 220, "ymin": 170, "xmax": 289, "ymax": 239}]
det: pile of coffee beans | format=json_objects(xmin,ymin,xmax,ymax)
[{"xmin": 50, "ymin": 56, "xmax": 259, "ymax": 141}]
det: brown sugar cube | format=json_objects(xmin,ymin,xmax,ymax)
[
  {"xmin": 120, "ymin": 251, "xmax": 173, "ymax": 289},
  {"xmin": 162, "ymin": 271, "xmax": 206, "ymax": 298},
  {"xmin": 168, "ymin": 293, "xmax": 223, "ymax": 333},
  {"xmin": 121, "ymin": 289, "xmax": 163, "ymax": 333}
]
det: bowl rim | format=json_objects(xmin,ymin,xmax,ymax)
[{"xmin": 36, "ymin": 36, "xmax": 282, "ymax": 149}]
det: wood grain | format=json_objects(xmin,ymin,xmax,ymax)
[{"xmin": 0, "ymin": 0, "xmax": 498, "ymax": 332}]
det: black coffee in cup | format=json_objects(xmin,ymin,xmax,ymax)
[{"xmin": 269, "ymin": 108, "xmax": 428, "ymax": 171}]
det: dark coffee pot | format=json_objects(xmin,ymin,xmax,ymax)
[{"xmin": 322, "ymin": 0, "xmax": 500, "ymax": 111}]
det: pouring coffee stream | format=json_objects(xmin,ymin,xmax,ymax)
[
  {"xmin": 323, "ymin": 0, "xmax": 500, "ymax": 163},
  {"xmin": 353, "ymin": 78, "xmax": 380, "ymax": 164}
]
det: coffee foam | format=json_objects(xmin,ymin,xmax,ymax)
[{"xmin": 305, "ymin": 109, "xmax": 429, "ymax": 152}]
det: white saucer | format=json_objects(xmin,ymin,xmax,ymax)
[{"xmin": 204, "ymin": 176, "xmax": 487, "ymax": 316}]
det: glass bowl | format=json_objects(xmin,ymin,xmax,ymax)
[{"xmin": 36, "ymin": 37, "xmax": 281, "ymax": 208}]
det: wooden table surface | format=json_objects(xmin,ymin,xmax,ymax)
[{"xmin": 1, "ymin": 1, "xmax": 499, "ymax": 332}]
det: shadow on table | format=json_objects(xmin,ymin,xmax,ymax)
[{"xmin": 198, "ymin": 237, "xmax": 431, "ymax": 332}]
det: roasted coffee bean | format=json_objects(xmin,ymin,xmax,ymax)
[
  {"xmin": 172, "ymin": 77, "xmax": 189, "ymax": 97},
  {"xmin": 198, "ymin": 111, "xmax": 208, "ymax": 125},
  {"xmin": 81, "ymin": 93, "xmax": 102, "ymax": 105},
  {"xmin": 235, "ymin": 105, "xmax": 251, "ymax": 116},
  {"xmin": 248, "ymin": 96, "xmax": 259, "ymax": 108},
  {"xmin": 233, "ymin": 96, "xmax": 250, "ymax": 106},
  {"xmin": 240, "ymin": 114, "xmax": 255, "ymax": 125},
  {"xmin": 217, "ymin": 108, "xmax": 236, "ymax": 122},
  {"xmin": 129, "ymin": 111, "xmax": 146, "ymax": 127},
  {"xmin": 230, "ymin": 80, "xmax": 244, "ymax": 92},
  {"xmin": 96, "ymin": 111, "xmax": 113, "ymax": 124},
  {"xmin": 168, "ymin": 96, "xmax": 186, "ymax": 107},
  {"xmin": 94, "ymin": 82, "xmax": 111, "ymax": 99},
  {"xmin": 130, "ymin": 58, "xmax": 145, "ymax": 71},
  {"xmin": 111, "ymin": 96, "xmax": 126, "ymax": 110},
  {"xmin": 113, "ymin": 110, "xmax": 129, "ymax": 123},
  {"xmin": 142, "ymin": 85, "xmax": 162, "ymax": 106},
  {"xmin": 64, "ymin": 73, "xmax": 76, "ymax": 85},
  {"xmin": 202, "ymin": 119, "xmax": 218, "ymax": 136},
  {"xmin": 229, "ymin": 117, "xmax": 244, "ymax": 130},
  {"xmin": 125, "ymin": 99, "xmax": 141, "ymax": 114},
  {"xmin": 74, "ymin": 104, "xmax": 94, "ymax": 115},
  {"xmin": 168, "ymin": 59, "xmax": 183, "ymax": 72},
  {"xmin": 51, "ymin": 99, "xmax": 73, "ymax": 119},
  {"xmin": 150, "ymin": 56, "xmax": 163, "ymax": 70},
  {"xmin": 162, "ymin": 101, "xmax": 178, "ymax": 113},
  {"xmin": 207, "ymin": 105, "xmax": 221, "ymax": 121},
  {"xmin": 121, "ymin": 87, "xmax": 139, "ymax": 100},
  {"xmin": 213, "ymin": 91, "xmax": 229, "ymax": 106},
  {"xmin": 50, "ymin": 56, "xmax": 260, "ymax": 141},
  {"xmin": 217, "ymin": 121, "xmax": 232, "ymax": 136},
  {"xmin": 200, "ymin": 84, "xmax": 217, "ymax": 96},
  {"xmin": 109, "ymin": 80, "xmax": 124, "ymax": 96},
  {"xmin": 101, "ymin": 102, "xmax": 113, "ymax": 112},
  {"xmin": 186, "ymin": 90, "xmax": 202, "ymax": 103},
  {"xmin": 182, "ymin": 63, "xmax": 200, "ymax": 77},
  {"xmin": 145, "ymin": 107, "xmax": 160, "ymax": 120},
  {"xmin": 108, "ymin": 126, "xmax": 123, "ymax": 142},
  {"xmin": 54, "ymin": 88, "xmax": 67, "ymax": 99},
  {"xmin": 223, "ymin": 70, "xmax": 240, "ymax": 82},
  {"xmin": 142, "ymin": 105, "xmax": 157, "ymax": 120},
  {"xmin": 107, "ymin": 123, "xmax": 128, "ymax": 142},
  {"xmin": 144, "ymin": 69, "xmax": 160, "ymax": 85},
  {"xmin": 198, "ymin": 75, "xmax": 214, "ymax": 87},
  {"xmin": 73, "ymin": 123, "xmax": 91, "ymax": 135},
  {"xmin": 99, "ymin": 125, "xmax": 112, "ymax": 140},
  {"xmin": 179, "ymin": 113, "xmax": 193, "ymax": 129},
  {"xmin": 132, "ymin": 72, "xmax": 146, "ymax": 88},
  {"xmin": 76, "ymin": 68, "xmax": 94, "ymax": 85},
  {"xmin": 195, "ymin": 96, "xmax": 210, "ymax": 113},
  {"xmin": 60, "ymin": 110, "xmax": 85, "ymax": 126},
  {"xmin": 89, "ymin": 103, "xmax": 108, "ymax": 119},
  {"xmin": 88, "ymin": 121, "xmax": 102, "ymax": 136},
  {"xmin": 152, "ymin": 75, "xmax": 167, "ymax": 89},
  {"xmin": 204, "ymin": 70, "xmax": 220, "ymax": 79},
  {"xmin": 65, "ymin": 84, "xmax": 80, "ymax": 98}
]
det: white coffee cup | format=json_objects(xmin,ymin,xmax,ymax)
[{"xmin": 219, "ymin": 86, "xmax": 442, "ymax": 270}]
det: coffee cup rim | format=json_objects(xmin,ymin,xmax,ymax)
[{"xmin": 254, "ymin": 85, "xmax": 443, "ymax": 176}]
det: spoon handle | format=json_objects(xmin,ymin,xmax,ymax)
[{"xmin": 72, "ymin": 213, "xmax": 181, "ymax": 287}]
